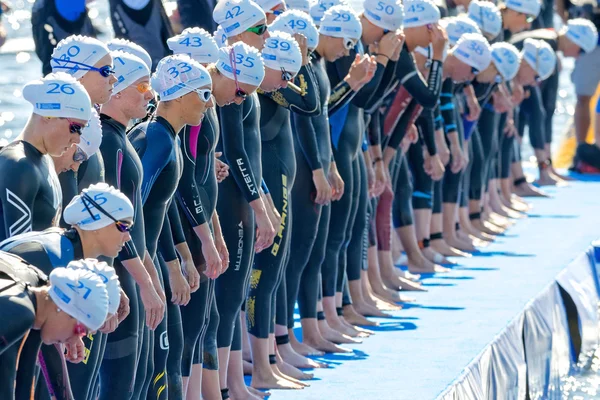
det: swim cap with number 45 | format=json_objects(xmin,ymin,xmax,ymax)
[
  {"xmin": 403, "ymin": 0, "xmax": 440, "ymax": 28},
  {"xmin": 363, "ymin": 0, "xmax": 404, "ymax": 32}
]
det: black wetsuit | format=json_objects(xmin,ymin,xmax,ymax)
[
  {"xmin": 0, "ymin": 228, "xmax": 85, "ymax": 400},
  {"xmin": 108, "ymin": 0, "xmax": 174, "ymax": 70},
  {"xmin": 31, "ymin": 0, "xmax": 96, "ymax": 75},
  {"xmin": 98, "ymin": 114, "xmax": 147, "ymax": 400},
  {"xmin": 175, "ymin": 108, "xmax": 219, "ymax": 375},
  {"xmin": 0, "ymin": 252, "xmax": 48, "ymax": 400},
  {"xmin": 215, "ymin": 93, "xmax": 263, "ymax": 355},
  {"xmin": 129, "ymin": 116, "xmax": 184, "ymax": 400},
  {"xmin": 248, "ymin": 64, "xmax": 319, "ymax": 345},
  {"xmin": 0, "ymin": 141, "xmax": 62, "ymax": 242},
  {"xmin": 176, "ymin": 0, "xmax": 217, "ymax": 32}
]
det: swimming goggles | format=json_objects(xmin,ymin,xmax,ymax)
[
  {"xmin": 229, "ymin": 48, "xmax": 249, "ymax": 99},
  {"xmin": 246, "ymin": 24, "xmax": 268, "ymax": 36},
  {"xmin": 51, "ymin": 58, "xmax": 115, "ymax": 78},
  {"xmin": 82, "ymin": 194, "xmax": 132, "ymax": 233}
]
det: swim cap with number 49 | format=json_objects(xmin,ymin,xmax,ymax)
[
  {"xmin": 270, "ymin": 10, "xmax": 320, "ymax": 50},
  {"xmin": 363, "ymin": 0, "xmax": 403, "ymax": 32},
  {"xmin": 319, "ymin": 5, "xmax": 362, "ymax": 41}
]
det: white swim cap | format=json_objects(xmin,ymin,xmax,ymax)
[
  {"xmin": 522, "ymin": 38, "xmax": 556, "ymax": 80},
  {"xmin": 262, "ymin": 31, "xmax": 303, "ymax": 74},
  {"xmin": 452, "ymin": 32, "xmax": 492, "ymax": 73},
  {"xmin": 51, "ymin": 35, "xmax": 111, "ymax": 79},
  {"xmin": 68, "ymin": 259, "xmax": 121, "ymax": 316},
  {"xmin": 505, "ymin": 0, "xmax": 541, "ymax": 18},
  {"xmin": 403, "ymin": 0, "xmax": 441, "ymax": 28},
  {"xmin": 106, "ymin": 38, "xmax": 153, "ymax": 71},
  {"xmin": 319, "ymin": 5, "xmax": 362, "ymax": 41},
  {"xmin": 49, "ymin": 267, "xmax": 109, "ymax": 332},
  {"xmin": 213, "ymin": 0, "xmax": 267, "ymax": 38},
  {"xmin": 253, "ymin": 0, "xmax": 284, "ymax": 12},
  {"xmin": 565, "ymin": 18, "xmax": 599, "ymax": 54},
  {"xmin": 214, "ymin": 25, "xmax": 229, "ymax": 48},
  {"xmin": 216, "ymin": 42, "xmax": 266, "ymax": 86},
  {"xmin": 270, "ymin": 10, "xmax": 320, "ymax": 50},
  {"xmin": 78, "ymin": 109, "xmax": 102, "ymax": 158},
  {"xmin": 491, "ymin": 42, "xmax": 521, "ymax": 81},
  {"xmin": 363, "ymin": 0, "xmax": 404, "ymax": 31},
  {"xmin": 468, "ymin": 1, "xmax": 502, "ymax": 39},
  {"xmin": 23, "ymin": 72, "xmax": 92, "ymax": 121},
  {"xmin": 286, "ymin": 0, "xmax": 313, "ymax": 13},
  {"xmin": 152, "ymin": 54, "xmax": 212, "ymax": 102},
  {"xmin": 443, "ymin": 16, "xmax": 481, "ymax": 46},
  {"xmin": 167, "ymin": 28, "xmax": 220, "ymax": 64},
  {"xmin": 111, "ymin": 50, "xmax": 151, "ymax": 95},
  {"xmin": 310, "ymin": 0, "xmax": 347, "ymax": 26},
  {"xmin": 63, "ymin": 183, "xmax": 134, "ymax": 231}
]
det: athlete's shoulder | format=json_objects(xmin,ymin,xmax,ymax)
[{"xmin": 0, "ymin": 142, "xmax": 40, "ymax": 181}]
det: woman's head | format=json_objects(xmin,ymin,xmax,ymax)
[
  {"xmin": 467, "ymin": 1, "xmax": 502, "ymax": 41},
  {"xmin": 168, "ymin": 28, "xmax": 221, "ymax": 65},
  {"xmin": 63, "ymin": 183, "xmax": 134, "ymax": 257},
  {"xmin": 361, "ymin": 0, "xmax": 403, "ymax": 46},
  {"xmin": 402, "ymin": 0, "xmax": 442, "ymax": 49},
  {"xmin": 152, "ymin": 54, "xmax": 214, "ymax": 125},
  {"xmin": 43, "ymin": 267, "xmax": 109, "ymax": 344},
  {"xmin": 213, "ymin": 0, "xmax": 270, "ymax": 49},
  {"xmin": 562, "ymin": 18, "xmax": 599, "ymax": 57},
  {"xmin": 502, "ymin": 0, "xmax": 541, "ymax": 33},
  {"xmin": 214, "ymin": 42, "xmax": 265, "ymax": 105},
  {"xmin": 483, "ymin": 42, "xmax": 520, "ymax": 84},
  {"xmin": 261, "ymin": 31, "xmax": 303, "ymax": 91},
  {"xmin": 317, "ymin": 5, "xmax": 362, "ymax": 61},
  {"xmin": 447, "ymin": 32, "xmax": 492, "ymax": 82},
  {"xmin": 68, "ymin": 259, "xmax": 121, "ymax": 317},
  {"xmin": 53, "ymin": 109, "xmax": 102, "ymax": 173},
  {"xmin": 22, "ymin": 72, "xmax": 91, "ymax": 156},
  {"xmin": 107, "ymin": 38, "xmax": 153, "ymax": 71},
  {"xmin": 518, "ymin": 38, "xmax": 557, "ymax": 85},
  {"xmin": 270, "ymin": 10, "xmax": 320, "ymax": 52},
  {"xmin": 51, "ymin": 35, "xmax": 117, "ymax": 105}
]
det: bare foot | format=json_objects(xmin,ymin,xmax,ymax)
[
  {"xmin": 325, "ymin": 315, "xmax": 365, "ymax": 339},
  {"xmin": 535, "ymin": 169, "xmax": 560, "ymax": 186},
  {"xmin": 430, "ymin": 238, "xmax": 470, "ymax": 257},
  {"xmin": 275, "ymin": 361, "xmax": 313, "ymax": 382},
  {"xmin": 396, "ymin": 269, "xmax": 421, "ymax": 281},
  {"xmin": 407, "ymin": 256, "xmax": 450, "ymax": 274},
  {"xmin": 443, "ymin": 235, "xmax": 475, "ymax": 253},
  {"xmin": 248, "ymin": 386, "xmax": 270, "ymax": 398},
  {"xmin": 290, "ymin": 335, "xmax": 323, "ymax": 357},
  {"xmin": 278, "ymin": 344, "xmax": 328, "ymax": 369},
  {"xmin": 366, "ymin": 291, "xmax": 403, "ymax": 311},
  {"xmin": 471, "ymin": 218, "xmax": 503, "ymax": 236},
  {"xmin": 244, "ymin": 359, "xmax": 253, "ymax": 376},
  {"xmin": 352, "ymin": 299, "xmax": 391, "ymax": 318},
  {"xmin": 422, "ymin": 247, "xmax": 452, "ymax": 265},
  {"xmin": 230, "ymin": 385, "xmax": 266, "ymax": 400},
  {"xmin": 319, "ymin": 320, "xmax": 362, "ymax": 344},
  {"xmin": 513, "ymin": 181, "xmax": 549, "ymax": 197},
  {"xmin": 250, "ymin": 369, "xmax": 304, "ymax": 390},
  {"xmin": 302, "ymin": 333, "xmax": 352, "ymax": 353}
]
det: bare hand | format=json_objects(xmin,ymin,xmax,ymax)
[
  {"xmin": 99, "ymin": 314, "xmax": 119, "ymax": 334},
  {"xmin": 450, "ymin": 144, "xmax": 463, "ymax": 173},
  {"xmin": 214, "ymin": 152, "xmax": 229, "ymax": 183},
  {"xmin": 65, "ymin": 339, "xmax": 85, "ymax": 364},
  {"xmin": 504, "ymin": 118, "xmax": 517, "ymax": 137},
  {"xmin": 345, "ymin": 54, "xmax": 377, "ymax": 90},
  {"xmin": 201, "ymin": 241, "xmax": 222, "ymax": 280},
  {"xmin": 377, "ymin": 31, "xmax": 403, "ymax": 59},
  {"xmin": 429, "ymin": 24, "xmax": 448, "ymax": 60},
  {"xmin": 181, "ymin": 257, "xmax": 201, "ymax": 292},
  {"xmin": 140, "ymin": 282, "xmax": 165, "ymax": 330},
  {"xmin": 466, "ymin": 96, "xmax": 481, "ymax": 121},
  {"xmin": 167, "ymin": 260, "xmax": 191, "ymax": 306},
  {"xmin": 254, "ymin": 209, "xmax": 276, "ymax": 253},
  {"xmin": 372, "ymin": 161, "xmax": 387, "ymax": 197},
  {"xmin": 312, "ymin": 169, "xmax": 333, "ymax": 204},
  {"xmin": 511, "ymin": 83, "xmax": 525, "ymax": 105},
  {"xmin": 215, "ymin": 232, "xmax": 230, "ymax": 275},
  {"xmin": 293, "ymin": 33, "xmax": 310, "ymax": 66},
  {"xmin": 116, "ymin": 288, "xmax": 130, "ymax": 324},
  {"xmin": 328, "ymin": 164, "xmax": 345, "ymax": 201},
  {"xmin": 424, "ymin": 153, "xmax": 445, "ymax": 181}
]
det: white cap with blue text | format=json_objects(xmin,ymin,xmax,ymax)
[
  {"xmin": 51, "ymin": 35, "xmax": 111, "ymax": 79},
  {"xmin": 452, "ymin": 32, "xmax": 492, "ymax": 73},
  {"xmin": 111, "ymin": 50, "xmax": 151, "ymax": 95},
  {"xmin": 78, "ymin": 109, "xmax": 102, "ymax": 158},
  {"xmin": 270, "ymin": 10, "xmax": 320, "ymax": 50},
  {"xmin": 262, "ymin": 31, "xmax": 303, "ymax": 74},
  {"xmin": 107, "ymin": 38, "xmax": 152, "ymax": 70},
  {"xmin": 253, "ymin": 0, "xmax": 284, "ymax": 12},
  {"xmin": 505, "ymin": 0, "xmax": 541, "ymax": 18},
  {"xmin": 216, "ymin": 41, "xmax": 266, "ymax": 86},
  {"xmin": 310, "ymin": 0, "xmax": 347, "ymax": 26},
  {"xmin": 68, "ymin": 259, "xmax": 121, "ymax": 316},
  {"xmin": 63, "ymin": 183, "xmax": 134, "ymax": 231},
  {"xmin": 319, "ymin": 5, "xmax": 362, "ymax": 40},
  {"xmin": 23, "ymin": 72, "xmax": 92, "ymax": 121},
  {"xmin": 363, "ymin": 0, "xmax": 404, "ymax": 31},
  {"xmin": 565, "ymin": 18, "xmax": 598, "ymax": 54},
  {"xmin": 152, "ymin": 54, "xmax": 212, "ymax": 101},
  {"xmin": 444, "ymin": 15, "xmax": 481, "ymax": 46},
  {"xmin": 286, "ymin": 0, "xmax": 313, "ymax": 13},
  {"xmin": 467, "ymin": 1, "xmax": 502, "ymax": 39},
  {"xmin": 491, "ymin": 42, "xmax": 521, "ymax": 81},
  {"xmin": 403, "ymin": 0, "xmax": 440, "ymax": 28},
  {"xmin": 214, "ymin": 25, "xmax": 229, "ymax": 48},
  {"xmin": 168, "ymin": 28, "xmax": 220, "ymax": 64},
  {"xmin": 522, "ymin": 38, "xmax": 556, "ymax": 80},
  {"xmin": 213, "ymin": 0, "xmax": 267, "ymax": 38},
  {"xmin": 49, "ymin": 267, "xmax": 109, "ymax": 332}
]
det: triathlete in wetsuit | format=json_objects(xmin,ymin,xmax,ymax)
[
  {"xmin": 97, "ymin": 50, "xmax": 165, "ymax": 400},
  {"xmin": 0, "ymin": 73, "xmax": 90, "ymax": 243},
  {"xmin": 31, "ymin": 0, "xmax": 96, "ymax": 75},
  {"xmin": 129, "ymin": 54, "xmax": 212, "ymax": 400},
  {"xmin": 109, "ymin": 0, "xmax": 174, "ymax": 70}
]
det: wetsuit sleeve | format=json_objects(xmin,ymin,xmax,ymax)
[
  {"xmin": 139, "ymin": 130, "xmax": 171, "ymax": 205},
  {"xmin": 386, "ymin": 99, "xmax": 419, "ymax": 150},
  {"xmin": 258, "ymin": 64, "xmax": 320, "ymax": 116},
  {"xmin": 328, "ymin": 80, "xmax": 355, "ymax": 116},
  {"xmin": 395, "ymin": 46, "xmax": 442, "ymax": 109},
  {"xmin": 176, "ymin": 126, "xmax": 208, "ymax": 228},
  {"xmin": 100, "ymin": 135, "xmax": 140, "ymax": 261},
  {"xmin": 332, "ymin": 50, "xmax": 387, "ymax": 109},
  {"xmin": 417, "ymin": 109, "xmax": 437, "ymax": 155},
  {"xmin": 157, "ymin": 209, "xmax": 178, "ymax": 263},
  {"xmin": 434, "ymin": 103, "xmax": 443, "ymax": 131},
  {"xmin": 440, "ymin": 79, "xmax": 457, "ymax": 135},
  {"xmin": 292, "ymin": 113, "xmax": 323, "ymax": 171},
  {"xmin": 0, "ymin": 161, "xmax": 40, "ymax": 238},
  {"xmin": 368, "ymin": 111, "xmax": 381, "ymax": 146},
  {"xmin": 219, "ymin": 103, "xmax": 261, "ymax": 202}
]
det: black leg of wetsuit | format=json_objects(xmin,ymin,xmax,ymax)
[
  {"xmin": 433, "ymin": 180, "xmax": 442, "ymax": 214},
  {"xmin": 392, "ymin": 155, "xmax": 414, "ymax": 228},
  {"xmin": 478, "ymin": 107, "xmax": 499, "ymax": 191},
  {"xmin": 495, "ymin": 113, "xmax": 509, "ymax": 179},
  {"xmin": 469, "ymin": 129, "xmax": 485, "ymax": 201},
  {"xmin": 347, "ymin": 154, "xmax": 368, "ymax": 282},
  {"xmin": 286, "ymin": 153, "xmax": 323, "ymax": 328},
  {"xmin": 408, "ymin": 141, "xmax": 433, "ymax": 210},
  {"xmin": 134, "ymin": 289, "xmax": 152, "ymax": 399},
  {"xmin": 203, "ymin": 283, "xmax": 219, "ymax": 370},
  {"xmin": 322, "ymin": 145, "xmax": 354, "ymax": 298},
  {"xmin": 99, "ymin": 260, "xmax": 140, "ymax": 400},
  {"xmin": 275, "ymin": 240, "xmax": 292, "ymax": 329},
  {"xmin": 298, "ymin": 204, "xmax": 331, "ymax": 319},
  {"xmin": 499, "ymin": 131, "xmax": 514, "ymax": 179},
  {"xmin": 519, "ymin": 87, "xmax": 546, "ymax": 152},
  {"xmin": 147, "ymin": 255, "xmax": 168, "ymax": 400},
  {"xmin": 139, "ymin": 323, "xmax": 154, "ymax": 398},
  {"xmin": 541, "ymin": 72, "xmax": 558, "ymax": 146},
  {"xmin": 215, "ymin": 177, "xmax": 255, "ymax": 349},
  {"xmin": 247, "ymin": 139, "xmax": 293, "ymax": 339},
  {"xmin": 180, "ymin": 276, "xmax": 211, "ymax": 377}
]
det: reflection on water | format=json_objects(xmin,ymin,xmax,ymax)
[{"xmin": 563, "ymin": 348, "xmax": 600, "ymax": 399}]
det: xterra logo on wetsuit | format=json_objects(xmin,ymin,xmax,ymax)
[{"xmin": 236, "ymin": 159, "xmax": 258, "ymax": 196}]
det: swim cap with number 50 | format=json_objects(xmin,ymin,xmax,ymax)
[{"xmin": 363, "ymin": 0, "xmax": 404, "ymax": 32}]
